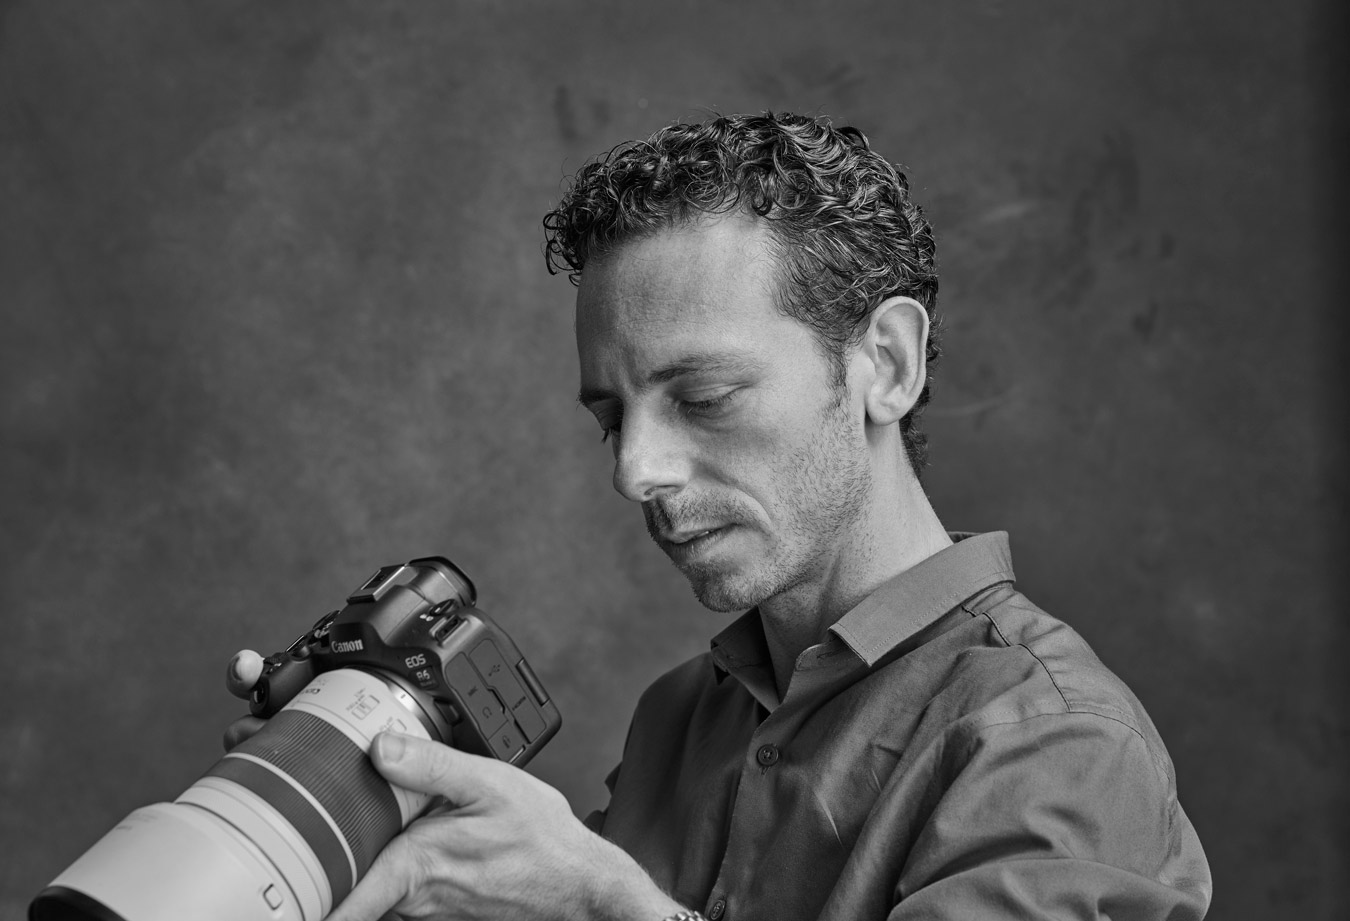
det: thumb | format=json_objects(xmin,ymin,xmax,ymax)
[{"xmin": 369, "ymin": 732, "xmax": 505, "ymax": 806}]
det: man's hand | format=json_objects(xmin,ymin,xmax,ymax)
[
  {"xmin": 222, "ymin": 650, "xmax": 684, "ymax": 920},
  {"xmin": 327, "ymin": 732, "xmax": 685, "ymax": 921},
  {"xmin": 222, "ymin": 649, "xmax": 266, "ymax": 749}
]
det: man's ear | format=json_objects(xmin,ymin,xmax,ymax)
[{"xmin": 859, "ymin": 296, "xmax": 929, "ymax": 426}]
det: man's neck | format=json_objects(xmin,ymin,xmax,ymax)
[{"xmin": 757, "ymin": 481, "xmax": 952, "ymax": 700}]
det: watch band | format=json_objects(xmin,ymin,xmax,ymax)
[{"xmin": 662, "ymin": 913, "xmax": 707, "ymax": 921}]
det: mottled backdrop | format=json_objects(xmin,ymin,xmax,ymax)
[{"xmin": 2, "ymin": 1, "xmax": 1345, "ymax": 918}]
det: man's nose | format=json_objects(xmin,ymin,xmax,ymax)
[{"xmin": 612, "ymin": 413, "xmax": 689, "ymax": 503}]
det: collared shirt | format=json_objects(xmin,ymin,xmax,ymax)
[{"xmin": 588, "ymin": 532, "xmax": 1212, "ymax": 920}]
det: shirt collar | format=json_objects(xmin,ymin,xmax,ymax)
[
  {"xmin": 829, "ymin": 531, "xmax": 1015, "ymax": 665},
  {"xmin": 710, "ymin": 531, "xmax": 1016, "ymax": 684}
]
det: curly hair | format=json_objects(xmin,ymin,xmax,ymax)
[{"xmin": 543, "ymin": 112, "xmax": 941, "ymax": 473}]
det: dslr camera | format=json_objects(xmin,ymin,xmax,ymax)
[{"xmin": 30, "ymin": 556, "xmax": 561, "ymax": 921}]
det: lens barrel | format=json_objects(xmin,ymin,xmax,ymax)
[{"xmin": 30, "ymin": 668, "xmax": 437, "ymax": 921}]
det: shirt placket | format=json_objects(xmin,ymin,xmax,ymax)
[{"xmin": 700, "ymin": 647, "xmax": 862, "ymax": 921}]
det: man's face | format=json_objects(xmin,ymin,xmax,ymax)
[{"xmin": 575, "ymin": 212, "xmax": 874, "ymax": 612}]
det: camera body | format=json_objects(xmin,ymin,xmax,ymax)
[
  {"xmin": 30, "ymin": 556, "xmax": 561, "ymax": 921},
  {"xmin": 251, "ymin": 555, "xmax": 560, "ymax": 764}
]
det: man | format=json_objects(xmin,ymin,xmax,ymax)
[{"xmin": 230, "ymin": 112, "xmax": 1212, "ymax": 920}]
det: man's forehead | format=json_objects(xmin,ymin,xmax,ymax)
[
  {"xmin": 574, "ymin": 276, "xmax": 697, "ymax": 334},
  {"xmin": 570, "ymin": 212, "xmax": 811, "ymax": 394},
  {"xmin": 577, "ymin": 222, "xmax": 782, "ymax": 334},
  {"xmin": 575, "ymin": 295, "xmax": 763, "ymax": 385}
]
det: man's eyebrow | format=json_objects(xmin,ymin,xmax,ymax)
[
  {"xmin": 577, "ymin": 352, "xmax": 761, "ymax": 408},
  {"xmin": 647, "ymin": 353, "xmax": 761, "ymax": 385}
]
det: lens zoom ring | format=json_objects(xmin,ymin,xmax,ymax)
[{"xmin": 222, "ymin": 709, "xmax": 402, "ymax": 892}]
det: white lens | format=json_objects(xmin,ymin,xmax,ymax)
[{"xmin": 31, "ymin": 668, "xmax": 436, "ymax": 921}]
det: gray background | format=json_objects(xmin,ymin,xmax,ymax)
[{"xmin": 2, "ymin": 1, "xmax": 1345, "ymax": 918}]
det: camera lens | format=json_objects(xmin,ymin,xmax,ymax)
[{"xmin": 29, "ymin": 668, "xmax": 439, "ymax": 921}]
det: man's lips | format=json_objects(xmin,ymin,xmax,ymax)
[
  {"xmin": 663, "ymin": 527, "xmax": 723, "ymax": 545},
  {"xmin": 656, "ymin": 525, "xmax": 735, "ymax": 560}
]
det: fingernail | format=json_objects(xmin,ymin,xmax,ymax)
[
  {"xmin": 228, "ymin": 658, "xmax": 242, "ymax": 682},
  {"xmin": 375, "ymin": 733, "xmax": 406, "ymax": 763}
]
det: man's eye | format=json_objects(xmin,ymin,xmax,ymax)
[
  {"xmin": 680, "ymin": 390, "xmax": 737, "ymax": 417},
  {"xmin": 595, "ymin": 408, "xmax": 622, "ymax": 443}
]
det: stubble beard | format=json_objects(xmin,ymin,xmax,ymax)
[{"xmin": 645, "ymin": 396, "xmax": 873, "ymax": 613}]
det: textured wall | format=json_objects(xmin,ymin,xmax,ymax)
[{"xmin": 2, "ymin": 1, "xmax": 1345, "ymax": 917}]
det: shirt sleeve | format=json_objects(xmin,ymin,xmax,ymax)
[{"xmin": 889, "ymin": 710, "xmax": 1212, "ymax": 920}]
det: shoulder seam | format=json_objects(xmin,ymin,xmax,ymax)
[
  {"xmin": 973, "ymin": 615, "xmax": 1177, "ymax": 786},
  {"xmin": 980, "ymin": 612, "xmax": 1073, "ymax": 715},
  {"xmin": 978, "ymin": 612, "xmax": 1148, "ymax": 742}
]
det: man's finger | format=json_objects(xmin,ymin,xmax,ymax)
[
  {"xmin": 225, "ymin": 649, "xmax": 264, "ymax": 699},
  {"xmin": 369, "ymin": 732, "xmax": 506, "ymax": 805},
  {"xmin": 222, "ymin": 715, "xmax": 266, "ymax": 751}
]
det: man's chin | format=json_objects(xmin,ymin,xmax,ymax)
[
  {"xmin": 692, "ymin": 587, "xmax": 750, "ymax": 613},
  {"xmin": 656, "ymin": 528, "xmax": 776, "ymax": 612},
  {"xmin": 680, "ymin": 564, "xmax": 768, "ymax": 613}
]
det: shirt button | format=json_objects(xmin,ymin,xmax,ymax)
[
  {"xmin": 709, "ymin": 897, "xmax": 726, "ymax": 920},
  {"xmin": 756, "ymin": 743, "xmax": 780, "ymax": 767}
]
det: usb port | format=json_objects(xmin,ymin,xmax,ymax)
[{"xmin": 431, "ymin": 615, "xmax": 461, "ymax": 643}]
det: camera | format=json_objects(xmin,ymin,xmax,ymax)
[{"xmin": 29, "ymin": 556, "xmax": 561, "ymax": 921}]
